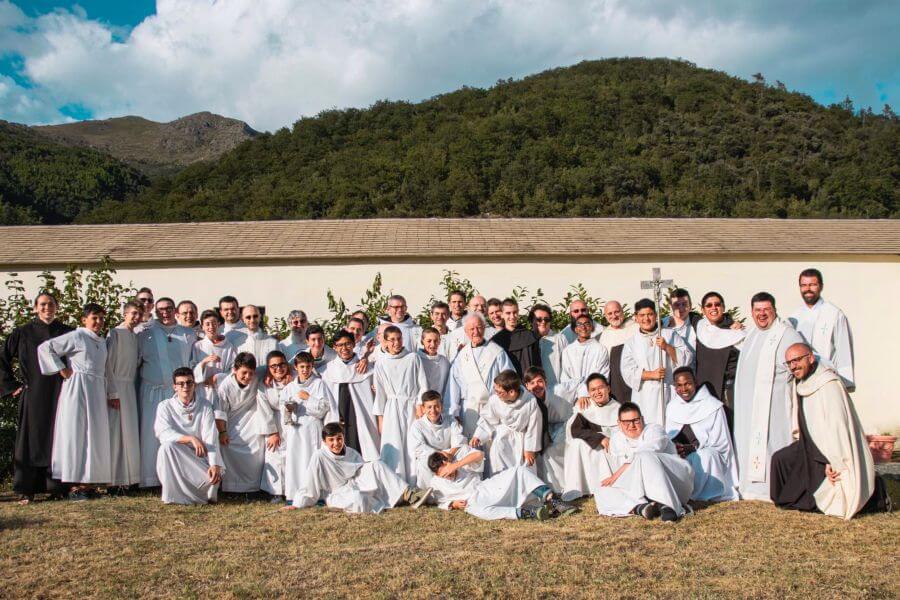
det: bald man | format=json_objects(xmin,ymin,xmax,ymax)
[
  {"xmin": 559, "ymin": 300, "xmax": 602, "ymax": 345},
  {"xmin": 226, "ymin": 305, "xmax": 278, "ymax": 369},
  {"xmin": 444, "ymin": 295, "xmax": 498, "ymax": 362},
  {"xmin": 599, "ymin": 301, "xmax": 637, "ymax": 404}
]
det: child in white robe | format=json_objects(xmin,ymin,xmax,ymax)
[
  {"xmin": 429, "ymin": 446, "xmax": 575, "ymax": 520},
  {"xmin": 523, "ymin": 366, "xmax": 571, "ymax": 493},
  {"xmin": 594, "ymin": 402, "xmax": 694, "ymax": 522},
  {"xmin": 418, "ymin": 327, "xmax": 450, "ymax": 397},
  {"xmin": 215, "ymin": 352, "xmax": 264, "ymax": 493},
  {"xmin": 288, "ymin": 422, "xmax": 432, "ymax": 514},
  {"xmin": 257, "ymin": 350, "xmax": 293, "ymax": 501},
  {"xmin": 407, "ymin": 391, "xmax": 467, "ymax": 489},
  {"xmin": 666, "ymin": 368, "xmax": 739, "ymax": 502},
  {"xmin": 191, "ymin": 310, "xmax": 236, "ymax": 403},
  {"xmin": 373, "ymin": 325, "xmax": 429, "ymax": 485},
  {"xmin": 105, "ymin": 301, "xmax": 142, "ymax": 489},
  {"xmin": 38, "ymin": 303, "xmax": 111, "ymax": 496},
  {"xmin": 154, "ymin": 368, "xmax": 223, "ymax": 504},
  {"xmin": 472, "ymin": 370, "xmax": 543, "ymax": 476},
  {"xmin": 562, "ymin": 373, "xmax": 621, "ymax": 501}
]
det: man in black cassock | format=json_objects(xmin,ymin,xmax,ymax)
[
  {"xmin": 490, "ymin": 298, "xmax": 542, "ymax": 377},
  {"xmin": 693, "ymin": 292, "xmax": 746, "ymax": 430},
  {"xmin": 0, "ymin": 292, "xmax": 72, "ymax": 503}
]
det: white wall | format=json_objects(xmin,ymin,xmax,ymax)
[{"xmin": 6, "ymin": 253, "xmax": 899, "ymax": 433}]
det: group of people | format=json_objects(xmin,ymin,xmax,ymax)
[{"xmin": 0, "ymin": 268, "xmax": 890, "ymax": 522}]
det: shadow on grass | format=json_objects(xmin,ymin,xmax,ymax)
[{"xmin": 0, "ymin": 514, "xmax": 46, "ymax": 531}]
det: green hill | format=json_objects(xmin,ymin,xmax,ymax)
[{"xmin": 0, "ymin": 121, "xmax": 149, "ymax": 225}]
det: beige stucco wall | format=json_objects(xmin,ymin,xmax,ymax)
[{"xmin": 5, "ymin": 253, "xmax": 899, "ymax": 433}]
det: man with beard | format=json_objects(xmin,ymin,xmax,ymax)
[
  {"xmin": 599, "ymin": 300, "xmax": 637, "ymax": 404},
  {"xmin": 375, "ymin": 295, "xmax": 422, "ymax": 352}
]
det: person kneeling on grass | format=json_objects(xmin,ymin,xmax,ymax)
[
  {"xmin": 429, "ymin": 447, "xmax": 577, "ymax": 521},
  {"xmin": 286, "ymin": 422, "xmax": 432, "ymax": 514},
  {"xmin": 154, "ymin": 367, "xmax": 223, "ymax": 505}
]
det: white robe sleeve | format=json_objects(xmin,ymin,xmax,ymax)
[
  {"xmin": 105, "ymin": 331, "xmax": 120, "ymax": 399},
  {"xmin": 524, "ymin": 404, "xmax": 543, "ymax": 453},
  {"xmin": 444, "ymin": 364, "xmax": 465, "ymax": 420},
  {"xmin": 669, "ymin": 331, "xmax": 692, "ymax": 369},
  {"xmin": 450, "ymin": 421, "xmax": 467, "ymax": 448},
  {"xmin": 408, "ymin": 423, "xmax": 432, "ymax": 461},
  {"xmin": 256, "ymin": 388, "xmax": 279, "ymax": 435},
  {"xmin": 37, "ymin": 330, "xmax": 78, "ymax": 376},
  {"xmin": 304, "ymin": 380, "xmax": 332, "ymax": 420},
  {"xmin": 214, "ymin": 380, "xmax": 230, "ymax": 422},
  {"xmin": 473, "ymin": 403, "xmax": 498, "ymax": 442},
  {"xmin": 154, "ymin": 403, "xmax": 182, "ymax": 445},
  {"xmin": 832, "ymin": 313, "xmax": 855, "ymax": 390}
]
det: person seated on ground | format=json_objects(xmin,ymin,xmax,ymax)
[
  {"xmin": 408, "ymin": 391, "xmax": 467, "ymax": 489},
  {"xmin": 215, "ymin": 352, "xmax": 264, "ymax": 494},
  {"xmin": 428, "ymin": 446, "xmax": 576, "ymax": 521},
  {"xmin": 666, "ymin": 367, "xmax": 739, "ymax": 502},
  {"xmin": 562, "ymin": 373, "xmax": 621, "ymax": 502},
  {"xmin": 523, "ymin": 366, "xmax": 570, "ymax": 493},
  {"xmin": 594, "ymin": 402, "xmax": 694, "ymax": 523},
  {"xmin": 771, "ymin": 343, "xmax": 890, "ymax": 518},
  {"xmin": 287, "ymin": 422, "xmax": 432, "ymax": 514},
  {"xmin": 154, "ymin": 368, "xmax": 223, "ymax": 505},
  {"xmin": 472, "ymin": 370, "xmax": 542, "ymax": 476}
]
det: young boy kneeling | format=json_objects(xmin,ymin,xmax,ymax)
[
  {"xmin": 288, "ymin": 422, "xmax": 432, "ymax": 514},
  {"xmin": 428, "ymin": 447, "xmax": 578, "ymax": 520}
]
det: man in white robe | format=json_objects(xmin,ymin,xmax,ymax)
[
  {"xmin": 666, "ymin": 368, "xmax": 738, "ymax": 502},
  {"xmin": 217, "ymin": 295, "xmax": 245, "ymax": 335},
  {"xmin": 444, "ymin": 296, "xmax": 499, "ymax": 362},
  {"xmin": 375, "ymin": 294, "xmax": 422, "ymax": 352},
  {"xmin": 428, "ymin": 446, "xmax": 572, "ymax": 520},
  {"xmin": 105, "ymin": 301, "xmax": 142, "ymax": 489},
  {"xmin": 419, "ymin": 328, "xmax": 450, "ymax": 397},
  {"xmin": 599, "ymin": 300, "xmax": 638, "ymax": 404},
  {"xmin": 215, "ymin": 352, "xmax": 264, "ymax": 493},
  {"xmin": 278, "ymin": 310, "xmax": 309, "ymax": 363},
  {"xmin": 529, "ymin": 304, "xmax": 568, "ymax": 395},
  {"xmin": 154, "ymin": 368, "xmax": 223, "ymax": 505},
  {"xmin": 472, "ymin": 371, "xmax": 543, "ymax": 475},
  {"xmin": 319, "ymin": 331, "xmax": 380, "ymax": 460},
  {"xmin": 408, "ymin": 391, "xmax": 467, "ymax": 489},
  {"xmin": 444, "ymin": 313, "xmax": 514, "ymax": 435},
  {"xmin": 562, "ymin": 373, "xmax": 621, "ymax": 501},
  {"xmin": 559, "ymin": 299, "xmax": 603, "ymax": 344},
  {"xmin": 620, "ymin": 299, "xmax": 692, "ymax": 427},
  {"xmin": 523, "ymin": 367, "xmax": 571, "ymax": 492},
  {"xmin": 256, "ymin": 350, "xmax": 293, "ymax": 500},
  {"xmin": 556, "ymin": 315, "xmax": 610, "ymax": 403},
  {"xmin": 137, "ymin": 297, "xmax": 197, "ymax": 487},
  {"xmin": 770, "ymin": 344, "xmax": 885, "ymax": 519},
  {"xmin": 733, "ymin": 292, "xmax": 804, "ymax": 501},
  {"xmin": 661, "ymin": 288, "xmax": 700, "ymax": 360},
  {"xmin": 788, "ymin": 268, "xmax": 855, "ymax": 391},
  {"xmin": 134, "ymin": 288, "xmax": 154, "ymax": 334},
  {"xmin": 226, "ymin": 305, "xmax": 278, "ymax": 369},
  {"xmin": 594, "ymin": 402, "xmax": 694, "ymax": 522},
  {"xmin": 38, "ymin": 304, "xmax": 111, "ymax": 494},
  {"xmin": 288, "ymin": 423, "xmax": 431, "ymax": 513},
  {"xmin": 306, "ymin": 325, "xmax": 337, "ymax": 372},
  {"xmin": 373, "ymin": 325, "xmax": 429, "ymax": 485}
]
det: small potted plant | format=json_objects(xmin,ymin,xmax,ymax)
[{"xmin": 867, "ymin": 432, "xmax": 898, "ymax": 463}]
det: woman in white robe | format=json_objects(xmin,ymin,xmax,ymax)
[
  {"xmin": 473, "ymin": 383, "xmax": 543, "ymax": 475},
  {"xmin": 373, "ymin": 335, "xmax": 429, "ymax": 485},
  {"xmin": 666, "ymin": 376, "xmax": 739, "ymax": 502},
  {"xmin": 407, "ymin": 392, "xmax": 468, "ymax": 489},
  {"xmin": 38, "ymin": 306, "xmax": 111, "ymax": 487},
  {"xmin": 215, "ymin": 356, "xmax": 264, "ymax": 493},
  {"xmin": 155, "ymin": 379, "xmax": 223, "ymax": 505},
  {"xmin": 105, "ymin": 304, "xmax": 142, "ymax": 487}
]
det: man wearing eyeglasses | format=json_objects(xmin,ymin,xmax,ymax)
[
  {"xmin": 556, "ymin": 315, "xmax": 610, "ymax": 406},
  {"xmin": 770, "ymin": 343, "xmax": 887, "ymax": 518},
  {"xmin": 593, "ymin": 402, "xmax": 694, "ymax": 523},
  {"xmin": 733, "ymin": 292, "xmax": 803, "ymax": 501},
  {"xmin": 694, "ymin": 292, "xmax": 746, "ymax": 431},
  {"xmin": 375, "ymin": 294, "xmax": 422, "ymax": 352},
  {"xmin": 559, "ymin": 299, "xmax": 603, "ymax": 345},
  {"xmin": 137, "ymin": 297, "xmax": 197, "ymax": 487},
  {"xmin": 529, "ymin": 303, "xmax": 567, "ymax": 395},
  {"xmin": 134, "ymin": 288, "xmax": 154, "ymax": 334},
  {"xmin": 226, "ymin": 305, "xmax": 278, "ymax": 370},
  {"xmin": 154, "ymin": 368, "xmax": 223, "ymax": 504},
  {"xmin": 278, "ymin": 309, "xmax": 308, "ymax": 364}
]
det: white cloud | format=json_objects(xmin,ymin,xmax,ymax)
[{"xmin": 0, "ymin": 0, "xmax": 897, "ymax": 130}]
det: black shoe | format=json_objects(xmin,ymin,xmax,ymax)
[
  {"xmin": 660, "ymin": 506, "xmax": 680, "ymax": 522},
  {"xmin": 69, "ymin": 490, "xmax": 91, "ymax": 502},
  {"xmin": 548, "ymin": 496, "xmax": 579, "ymax": 517},
  {"xmin": 518, "ymin": 505, "xmax": 551, "ymax": 521},
  {"xmin": 634, "ymin": 501, "xmax": 661, "ymax": 520}
]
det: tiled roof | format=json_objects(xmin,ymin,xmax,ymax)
[{"xmin": 1, "ymin": 218, "xmax": 898, "ymax": 265}]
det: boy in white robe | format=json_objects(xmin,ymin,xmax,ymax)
[
  {"xmin": 191, "ymin": 309, "xmax": 236, "ymax": 402},
  {"xmin": 105, "ymin": 300, "xmax": 142, "ymax": 490},
  {"xmin": 419, "ymin": 327, "xmax": 450, "ymax": 396},
  {"xmin": 257, "ymin": 350, "xmax": 293, "ymax": 501},
  {"xmin": 428, "ymin": 446, "xmax": 573, "ymax": 520},
  {"xmin": 472, "ymin": 370, "xmax": 543, "ymax": 476},
  {"xmin": 562, "ymin": 373, "xmax": 621, "ymax": 501},
  {"xmin": 278, "ymin": 351, "xmax": 335, "ymax": 504},
  {"xmin": 215, "ymin": 352, "xmax": 264, "ymax": 493},
  {"xmin": 594, "ymin": 402, "xmax": 694, "ymax": 522},
  {"xmin": 523, "ymin": 366, "xmax": 571, "ymax": 493},
  {"xmin": 373, "ymin": 325, "xmax": 430, "ymax": 485},
  {"xmin": 555, "ymin": 315, "xmax": 610, "ymax": 403},
  {"xmin": 38, "ymin": 303, "xmax": 111, "ymax": 498},
  {"xmin": 408, "ymin": 391, "xmax": 467, "ymax": 489},
  {"xmin": 666, "ymin": 368, "xmax": 738, "ymax": 502},
  {"xmin": 154, "ymin": 368, "xmax": 223, "ymax": 505},
  {"xmin": 620, "ymin": 298, "xmax": 692, "ymax": 427},
  {"xmin": 287, "ymin": 422, "xmax": 432, "ymax": 513}
]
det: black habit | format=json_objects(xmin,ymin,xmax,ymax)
[
  {"xmin": 770, "ymin": 394, "xmax": 827, "ymax": 512},
  {"xmin": 694, "ymin": 314, "xmax": 740, "ymax": 430},
  {"xmin": 608, "ymin": 344, "xmax": 631, "ymax": 405},
  {"xmin": 0, "ymin": 318, "xmax": 73, "ymax": 495},
  {"xmin": 491, "ymin": 327, "xmax": 542, "ymax": 377}
]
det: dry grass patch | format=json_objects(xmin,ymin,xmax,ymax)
[{"xmin": 1, "ymin": 484, "xmax": 898, "ymax": 599}]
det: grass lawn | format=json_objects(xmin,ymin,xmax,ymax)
[{"xmin": 1, "ymin": 484, "xmax": 898, "ymax": 599}]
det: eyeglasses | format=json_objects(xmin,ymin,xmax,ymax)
[
  {"xmin": 388, "ymin": 304, "xmax": 405, "ymax": 310},
  {"xmin": 157, "ymin": 306, "xmax": 175, "ymax": 312},
  {"xmin": 334, "ymin": 342, "xmax": 353, "ymax": 349},
  {"xmin": 703, "ymin": 302, "xmax": 723, "ymax": 308},
  {"xmin": 245, "ymin": 315, "xmax": 261, "ymax": 320},
  {"xmin": 174, "ymin": 381, "xmax": 195, "ymax": 387},
  {"xmin": 784, "ymin": 353, "xmax": 812, "ymax": 367},
  {"xmin": 571, "ymin": 308, "xmax": 588, "ymax": 315},
  {"xmin": 574, "ymin": 321, "xmax": 593, "ymax": 328},
  {"xmin": 533, "ymin": 317, "xmax": 552, "ymax": 323},
  {"xmin": 619, "ymin": 417, "xmax": 642, "ymax": 426},
  {"xmin": 268, "ymin": 362, "xmax": 288, "ymax": 370},
  {"xmin": 138, "ymin": 297, "xmax": 154, "ymax": 304}
]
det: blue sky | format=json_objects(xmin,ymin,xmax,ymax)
[{"xmin": 1, "ymin": 1, "xmax": 897, "ymax": 131}]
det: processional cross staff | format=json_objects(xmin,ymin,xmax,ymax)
[{"xmin": 641, "ymin": 267, "xmax": 673, "ymax": 407}]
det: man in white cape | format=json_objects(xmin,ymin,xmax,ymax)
[
  {"xmin": 620, "ymin": 298, "xmax": 692, "ymax": 427},
  {"xmin": 288, "ymin": 422, "xmax": 431, "ymax": 513},
  {"xmin": 594, "ymin": 402, "xmax": 694, "ymax": 522},
  {"xmin": 154, "ymin": 368, "xmax": 223, "ymax": 504},
  {"xmin": 214, "ymin": 352, "xmax": 264, "ymax": 493},
  {"xmin": 562, "ymin": 373, "xmax": 621, "ymax": 502},
  {"xmin": 770, "ymin": 343, "xmax": 885, "ymax": 519},
  {"xmin": 444, "ymin": 313, "xmax": 513, "ymax": 436},
  {"xmin": 733, "ymin": 292, "xmax": 804, "ymax": 501},
  {"xmin": 472, "ymin": 370, "xmax": 542, "ymax": 475},
  {"xmin": 443, "ymin": 296, "xmax": 499, "ymax": 362},
  {"xmin": 407, "ymin": 391, "xmax": 467, "ymax": 489},
  {"xmin": 666, "ymin": 368, "xmax": 738, "ymax": 502},
  {"xmin": 788, "ymin": 268, "xmax": 855, "ymax": 391},
  {"xmin": 555, "ymin": 315, "xmax": 610, "ymax": 403},
  {"xmin": 105, "ymin": 301, "xmax": 142, "ymax": 489},
  {"xmin": 226, "ymin": 305, "xmax": 278, "ymax": 369}
]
